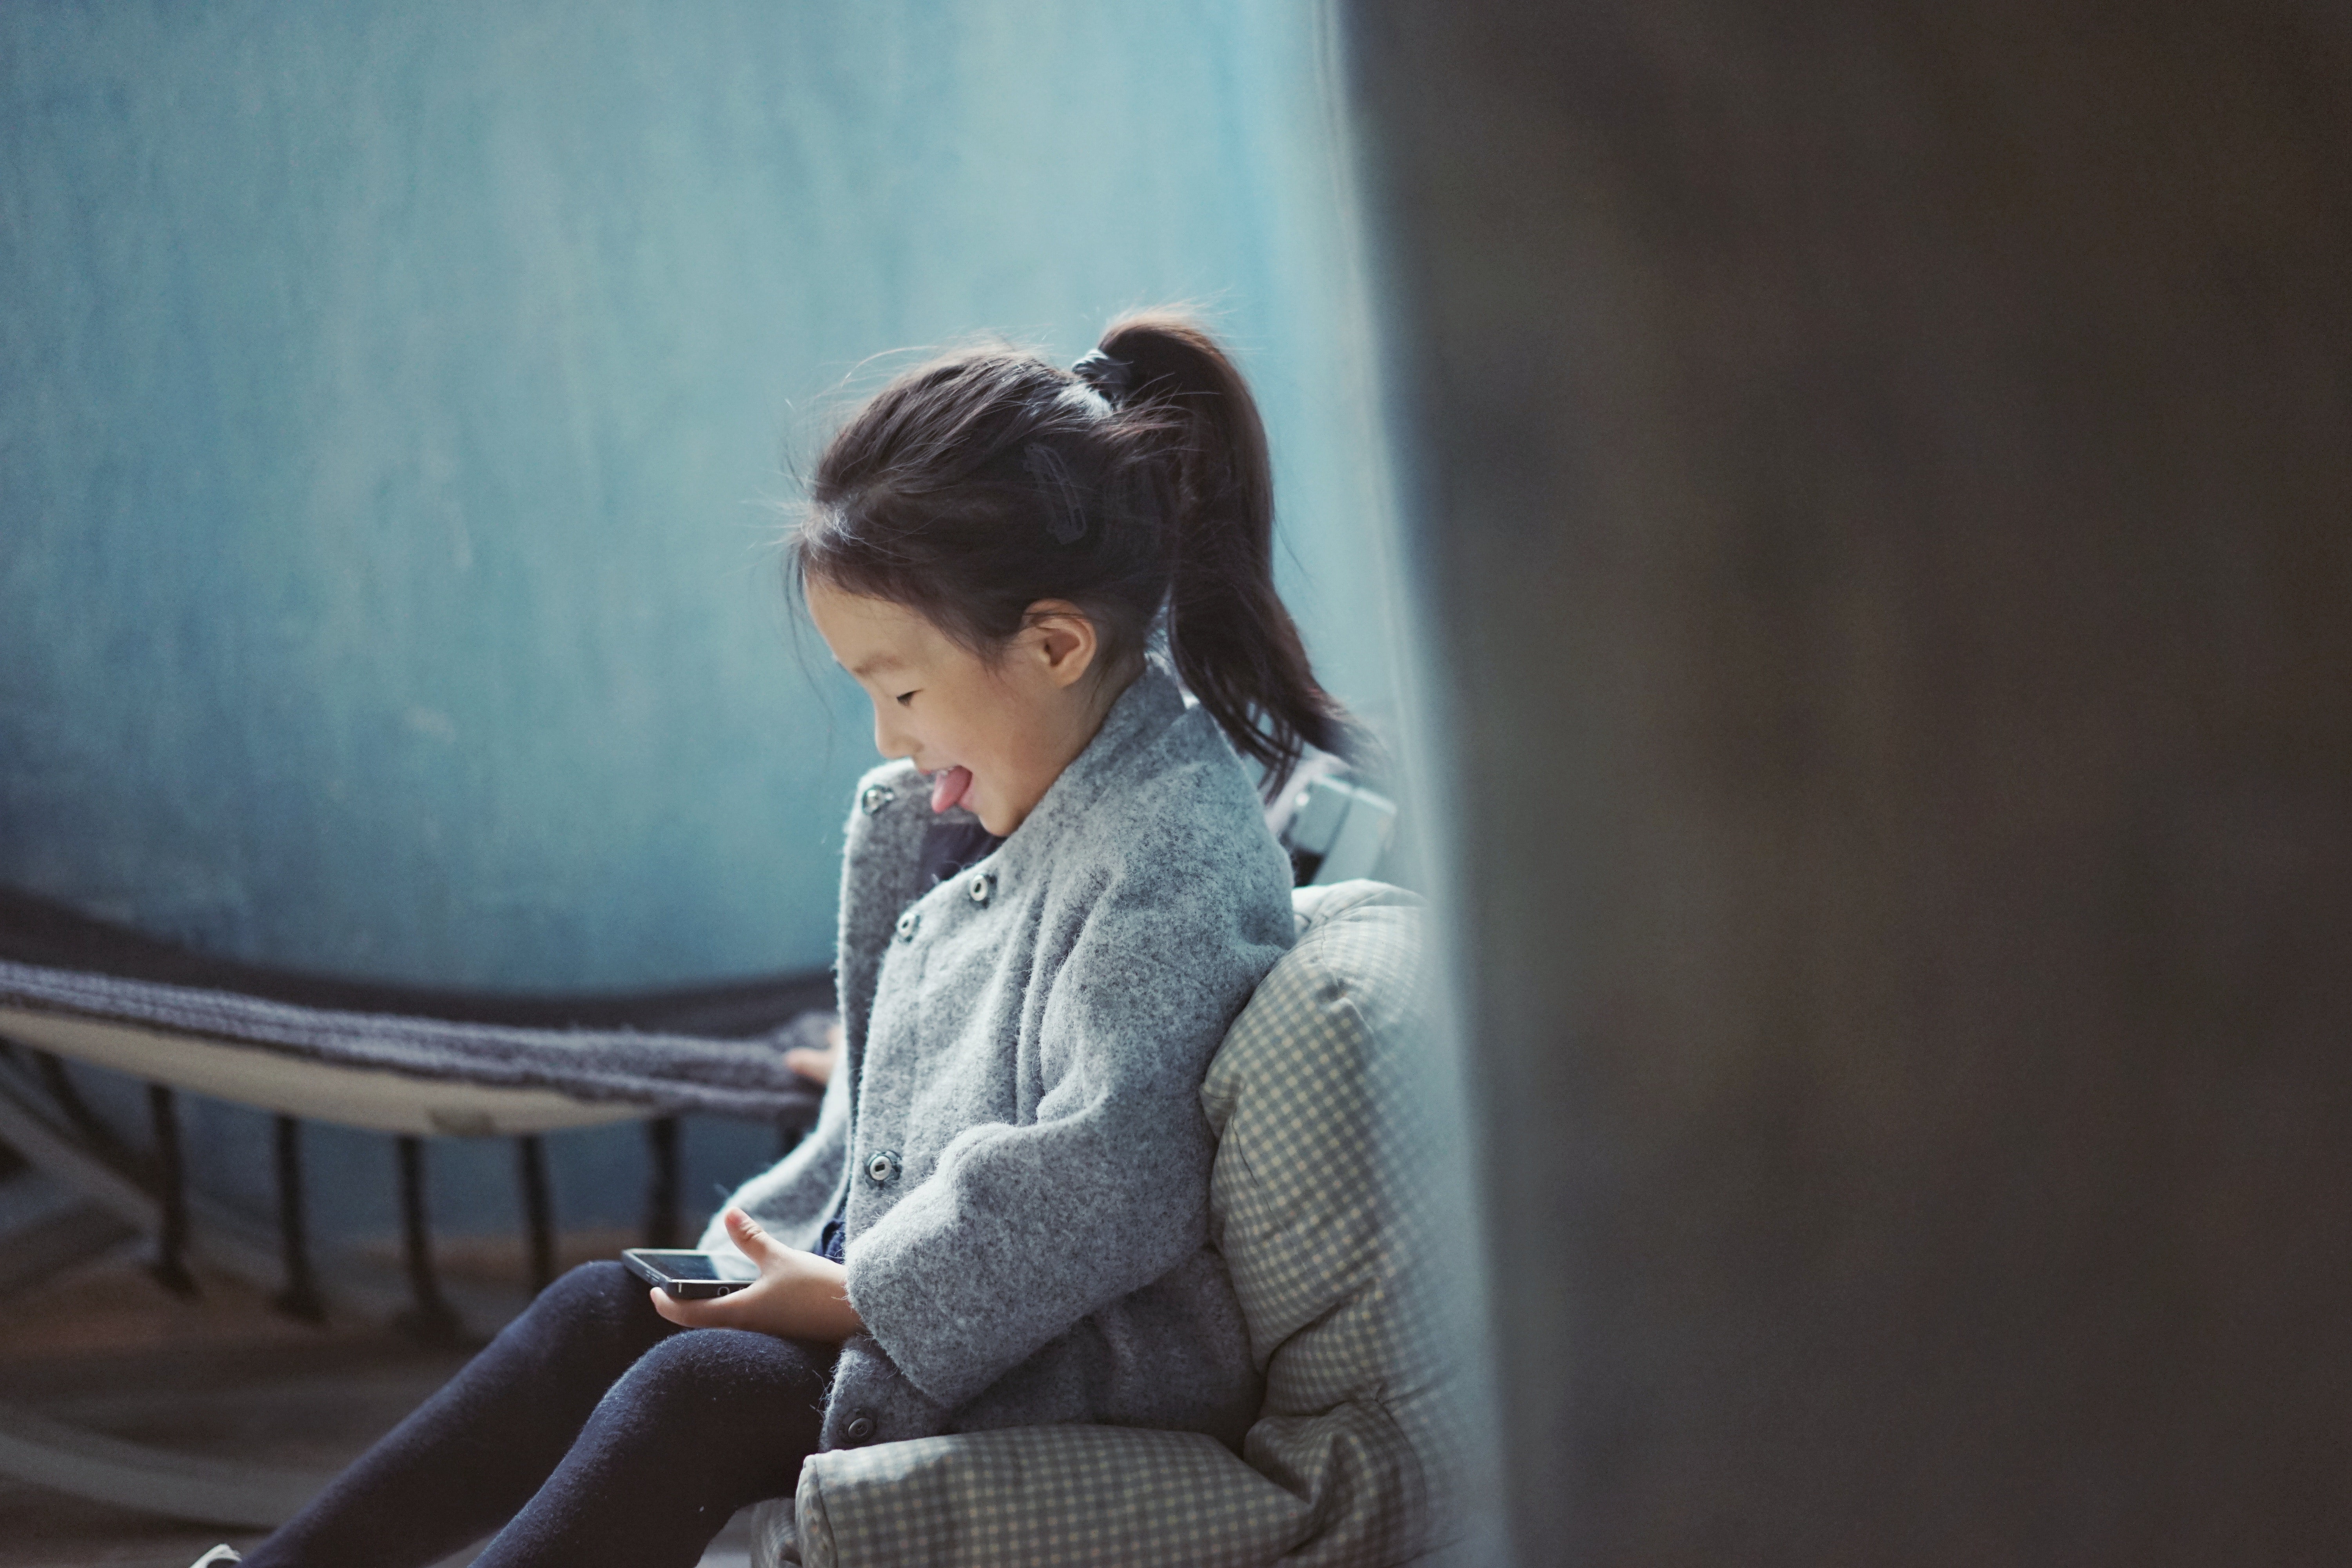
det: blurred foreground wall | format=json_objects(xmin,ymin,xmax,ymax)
[{"xmin": 1347, "ymin": 1, "xmax": 2352, "ymax": 1560}]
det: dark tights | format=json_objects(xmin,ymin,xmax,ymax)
[{"xmin": 244, "ymin": 1262, "xmax": 834, "ymax": 1568}]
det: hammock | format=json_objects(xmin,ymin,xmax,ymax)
[
  {"xmin": 0, "ymin": 885, "xmax": 832, "ymax": 1527},
  {"xmin": 0, "ymin": 885, "xmax": 831, "ymax": 1132}
]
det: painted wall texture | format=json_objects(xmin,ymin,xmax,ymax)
[
  {"xmin": 0, "ymin": 0, "xmax": 1393, "ymax": 989},
  {"xmin": 2, "ymin": 3, "xmax": 1400, "ymax": 1237}
]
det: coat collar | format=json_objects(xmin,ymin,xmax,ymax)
[{"xmin": 985, "ymin": 656, "xmax": 1191, "ymax": 873}]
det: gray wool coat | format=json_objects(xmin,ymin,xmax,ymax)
[{"xmin": 704, "ymin": 661, "xmax": 1296, "ymax": 1454}]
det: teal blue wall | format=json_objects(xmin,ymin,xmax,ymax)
[
  {"xmin": 0, "ymin": 0, "xmax": 1392, "ymax": 993},
  {"xmin": 1, "ymin": 2, "xmax": 1396, "ymax": 1241}
]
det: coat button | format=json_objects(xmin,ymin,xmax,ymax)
[
  {"xmin": 967, "ymin": 871, "xmax": 993, "ymax": 904},
  {"xmin": 895, "ymin": 910, "xmax": 919, "ymax": 942},
  {"xmin": 866, "ymin": 1149, "xmax": 901, "ymax": 1185},
  {"xmin": 860, "ymin": 784, "xmax": 895, "ymax": 816},
  {"xmin": 845, "ymin": 1415, "xmax": 875, "ymax": 1442}
]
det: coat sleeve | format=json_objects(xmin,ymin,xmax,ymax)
[
  {"xmin": 701, "ymin": 1051, "xmax": 852, "ymax": 1255},
  {"xmin": 842, "ymin": 859, "xmax": 1281, "ymax": 1410},
  {"xmin": 703, "ymin": 762, "xmax": 933, "ymax": 1256},
  {"xmin": 835, "ymin": 762, "xmax": 935, "ymax": 1060}
]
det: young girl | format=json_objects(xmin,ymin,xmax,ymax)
[{"xmin": 227, "ymin": 314, "xmax": 1352, "ymax": 1568}]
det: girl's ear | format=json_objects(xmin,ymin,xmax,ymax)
[{"xmin": 1022, "ymin": 599, "xmax": 1100, "ymax": 689}]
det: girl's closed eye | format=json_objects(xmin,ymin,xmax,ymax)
[{"xmin": 896, "ymin": 691, "xmax": 916, "ymax": 706}]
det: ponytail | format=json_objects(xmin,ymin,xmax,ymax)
[
  {"xmin": 1093, "ymin": 314, "xmax": 1356, "ymax": 783},
  {"xmin": 797, "ymin": 310, "xmax": 1357, "ymax": 792}
]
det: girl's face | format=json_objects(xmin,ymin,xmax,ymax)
[{"xmin": 805, "ymin": 577, "xmax": 1118, "ymax": 837}]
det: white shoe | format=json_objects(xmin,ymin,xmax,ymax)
[{"xmin": 188, "ymin": 1549, "xmax": 241, "ymax": 1568}]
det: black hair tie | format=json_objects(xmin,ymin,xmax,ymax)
[{"xmin": 1071, "ymin": 348, "xmax": 1133, "ymax": 406}]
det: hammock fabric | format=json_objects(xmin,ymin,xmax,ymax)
[{"xmin": 0, "ymin": 886, "xmax": 831, "ymax": 1123}]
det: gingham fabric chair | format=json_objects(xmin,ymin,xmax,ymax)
[{"xmin": 752, "ymin": 880, "xmax": 1459, "ymax": 1567}]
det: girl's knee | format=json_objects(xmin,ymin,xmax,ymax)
[
  {"xmin": 527, "ymin": 1261, "xmax": 639, "ymax": 1323},
  {"xmin": 617, "ymin": 1330, "xmax": 826, "ymax": 1426},
  {"xmin": 551, "ymin": 1259, "xmax": 633, "ymax": 1298},
  {"xmin": 494, "ymin": 1260, "xmax": 655, "ymax": 1359}
]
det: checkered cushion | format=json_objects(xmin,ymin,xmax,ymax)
[{"xmin": 762, "ymin": 881, "xmax": 1452, "ymax": 1568}]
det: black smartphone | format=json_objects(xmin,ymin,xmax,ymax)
[{"xmin": 621, "ymin": 1248, "xmax": 760, "ymax": 1299}]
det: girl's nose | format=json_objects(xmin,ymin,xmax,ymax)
[{"xmin": 872, "ymin": 706, "xmax": 913, "ymax": 762}]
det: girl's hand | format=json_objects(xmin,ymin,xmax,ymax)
[
  {"xmin": 648, "ymin": 1208, "xmax": 864, "ymax": 1342},
  {"xmin": 783, "ymin": 1020, "xmax": 843, "ymax": 1085}
]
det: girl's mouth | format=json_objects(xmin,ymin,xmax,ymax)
[{"xmin": 929, "ymin": 766, "xmax": 973, "ymax": 814}]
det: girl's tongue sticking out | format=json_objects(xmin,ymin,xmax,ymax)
[{"xmin": 930, "ymin": 766, "xmax": 973, "ymax": 814}]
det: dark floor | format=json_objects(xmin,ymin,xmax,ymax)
[{"xmin": 0, "ymin": 1220, "xmax": 755, "ymax": 1568}]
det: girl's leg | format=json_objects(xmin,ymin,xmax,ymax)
[
  {"xmin": 470, "ymin": 1327, "xmax": 834, "ymax": 1568},
  {"xmin": 243, "ymin": 1261, "xmax": 681, "ymax": 1568}
]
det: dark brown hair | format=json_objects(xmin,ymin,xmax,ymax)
[{"xmin": 791, "ymin": 311, "xmax": 1353, "ymax": 786}]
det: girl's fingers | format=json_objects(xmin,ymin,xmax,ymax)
[
  {"xmin": 722, "ymin": 1207, "xmax": 789, "ymax": 1267},
  {"xmin": 649, "ymin": 1286, "xmax": 702, "ymax": 1325},
  {"xmin": 646, "ymin": 1245, "xmax": 851, "ymax": 1341},
  {"xmin": 649, "ymin": 1284, "xmax": 748, "ymax": 1328},
  {"xmin": 648, "ymin": 1213, "xmax": 816, "ymax": 1334},
  {"xmin": 783, "ymin": 1028, "xmax": 843, "ymax": 1085}
]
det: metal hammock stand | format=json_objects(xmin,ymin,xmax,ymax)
[{"xmin": 0, "ymin": 884, "xmax": 829, "ymax": 1527}]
